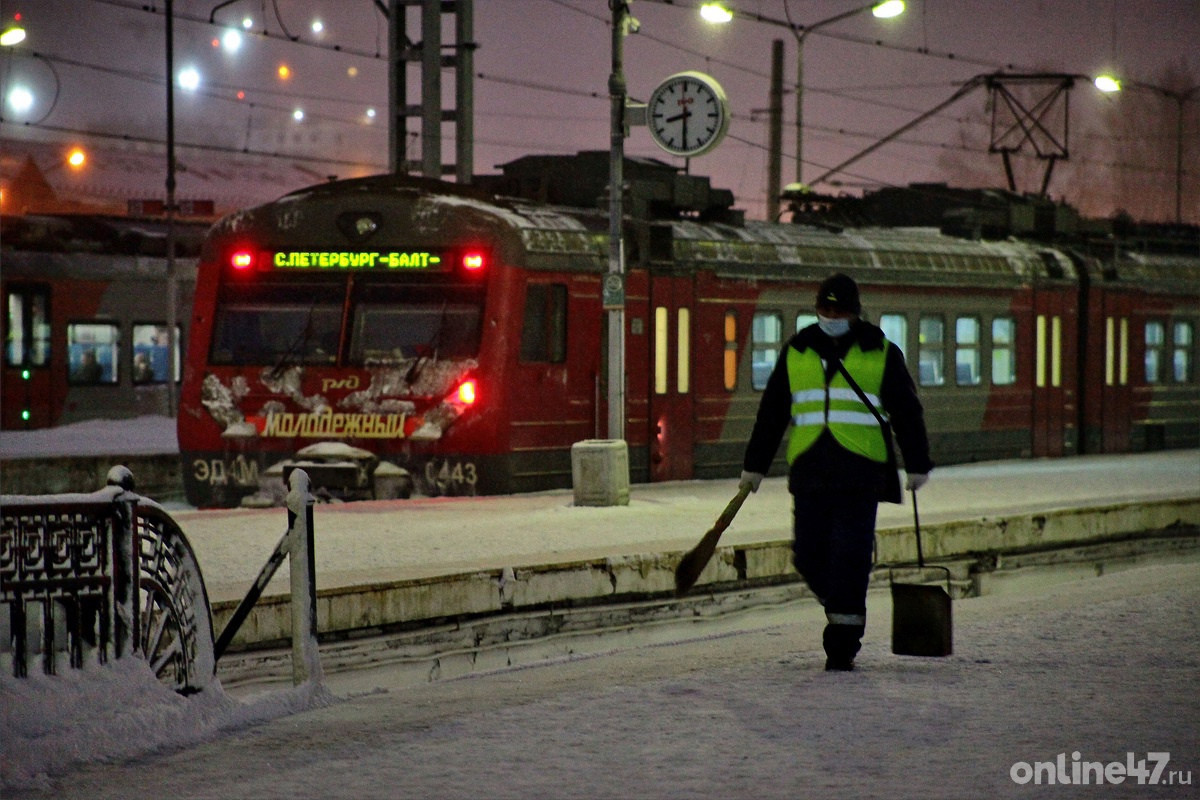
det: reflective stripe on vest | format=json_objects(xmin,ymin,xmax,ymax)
[{"xmin": 785, "ymin": 342, "xmax": 889, "ymax": 464}]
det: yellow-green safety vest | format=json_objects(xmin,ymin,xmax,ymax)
[{"xmin": 785, "ymin": 342, "xmax": 890, "ymax": 465}]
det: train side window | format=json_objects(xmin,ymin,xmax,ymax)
[
  {"xmin": 519, "ymin": 283, "xmax": 567, "ymax": 363},
  {"xmin": 4, "ymin": 285, "xmax": 51, "ymax": 367},
  {"xmin": 132, "ymin": 323, "xmax": 183, "ymax": 383},
  {"xmin": 1173, "ymin": 321, "xmax": 1194, "ymax": 383},
  {"xmin": 879, "ymin": 314, "xmax": 907, "ymax": 355},
  {"xmin": 1145, "ymin": 321, "xmax": 1165, "ymax": 384},
  {"xmin": 751, "ymin": 312, "xmax": 782, "ymax": 391},
  {"xmin": 991, "ymin": 317, "xmax": 1017, "ymax": 385},
  {"xmin": 1106, "ymin": 317, "xmax": 1130, "ymax": 386},
  {"xmin": 723, "ymin": 311, "xmax": 738, "ymax": 391},
  {"xmin": 68, "ymin": 322, "xmax": 120, "ymax": 385},
  {"xmin": 654, "ymin": 307, "xmax": 669, "ymax": 394},
  {"xmin": 917, "ymin": 316, "xmax": 945, "ymax": 387},
  {"xmin": 677, "ymin": 308, "xmax": 690, "ymax": 394},
  {"xmin": 955, "ymin": 317, "xmax": 982, "ymax": 386}
]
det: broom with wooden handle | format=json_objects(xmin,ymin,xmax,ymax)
[{"xmin": 674, "ymin": 484, "xmax": 752, "ymax": 596}]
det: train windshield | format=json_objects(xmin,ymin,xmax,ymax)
[
  {"xmin": 209, "ymin": 278, "xmax": 483, "ymax": 366},
  {"xmin": 349, "ymin": 283, "xmax": 482, "ymax": 363}
]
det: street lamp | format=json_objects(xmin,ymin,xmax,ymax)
[
  {"xmin": 701, "ymin": 1, "xmax": 905, "ymax": 190},
  {"xmin": 1095, "ymin": 73, "xmax": 1198, "ymax": 225}
]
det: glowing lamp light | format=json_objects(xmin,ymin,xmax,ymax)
[
  {"xmin": 0, "ymin": 26, "xmax": 26, "ymax": 46},
  {"xmin": 7, "ymin": 86, "xmax": 33, "ymax": 113},
  {"xmin": 872, "ymin": 0, "xmax": 906, "ymax": 19},
  {"xmin": 699, "ymin": 3, "xmax": 733, "ymax": 24},
  {"xmin": 178, "ymin": 67, "xmax": 201, "ymax": 92},
  {"xmin": 1094, "ymin": 74, "xmax": 1122, "ymax": 93},
  {"xmin": 67, "ymin": 147, "xmax": 86, "ymax": 169},
  {"xmin": 230, "ymin": 250, "xmax": 254, "ymax": 270},
  {"xmin": 462, "ymin": 252, "xmax": 485, "ymax": 271},
  {"xmin": 456, "ymin": 379, "xmax": 478, "ymax": 406}
]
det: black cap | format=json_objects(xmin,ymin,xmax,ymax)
[{"xmin": 815, "ymin": 273, "xmax": 861, "ymax": 314}]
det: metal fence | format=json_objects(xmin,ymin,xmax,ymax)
[{"xmin": 1, "ymin": 466, "xmax": 215, "ymax": 693}]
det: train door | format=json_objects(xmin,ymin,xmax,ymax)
[
  {"xmin": 1030, "ymin": 289, "xmax": 1077, "ymax": 457},
  {"xmin": 648, "ymin": 274, "xmax": 695, "ymax": 481},
  {"xmin": 1096, "ymin": 289, "xmax": 1135, "ymax": 451}
]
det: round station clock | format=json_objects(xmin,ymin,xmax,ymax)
[{"xmin": 646, "ymin": 71, "xmax": 730, "ymax": 158}]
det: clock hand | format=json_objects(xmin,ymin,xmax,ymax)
[{"xmin": 665, "ymin": 110, "xmax": 691, "ymax": 123}]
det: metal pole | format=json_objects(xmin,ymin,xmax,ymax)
[
  {"xmin": 794, "ymin": 32, "xmax": 804, "ymax": 186},
  {"xmin": 421, "ymin": 0, "xmax": 441, "ymax": 178},
  {"xmin": 456, "ymin": 0, "xmax": 474, "ymax": 184},
  {"xmin": 388, "ymin": 0, "xmax": 403, "ymax": 174},
  {"xmin": 287, "ymin": 469, "xmax": 321, "ymax": 686},
  {"xmin": 165, "ymin": 0, "xmax": 178, "ymax": 416},
  {"xmin": 1175, "ymin": 95, "xmax": 1184, "ymax": 225},
  {"xmin": 606, "ymin": 3, "xmax": 628, "ymax": 442},
  {"xmin": 767, "ymin": 38, "xmax": 783, "ymax": 220}
]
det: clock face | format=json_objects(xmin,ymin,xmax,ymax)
[{"xmin": 647, "ymin": 71, "xmax": 729, "ymax": 158}]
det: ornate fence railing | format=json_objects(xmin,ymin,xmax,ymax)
[{"xmin": 1, "ymin": 466, "xmax": 215, "ymax": 693}]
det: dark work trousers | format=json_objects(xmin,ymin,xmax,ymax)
[{"xmin": 792, "ymin": 489, "xmax": 879, "ymax": 663}]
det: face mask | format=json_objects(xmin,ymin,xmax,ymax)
[{"xmin": 818, "ymin": 315, "xmax": 851, "ymax": 338}]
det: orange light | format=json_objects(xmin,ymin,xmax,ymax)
[
  {"xmin": 456, "ymin": 379, "xmax": 477, "ymax": 405},
  {"xmin": 67, "ymin": 147, "xmax": 86, "ymax": 169},
  {"xmin": 277, "ymin": 64, "xmax": 291, "ymax": 80},
  {"xmin": 231, "ymin": 250, "xmax": 254, "ymax": 270},
  {"xmin": 462, "ymin": 252, "xmax": 485, "ymax": 271}
]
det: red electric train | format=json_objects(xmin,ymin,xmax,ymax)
[{"xmin": 171, "ymin": 155, "xmax": 1199, "ymax": 507}]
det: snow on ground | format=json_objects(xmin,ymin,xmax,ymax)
[
  {"xmin": 0, "ymin": 415, "xmax": 179, "ymax": 459},
  {"xmin": 2, "ymin": 417, "xmax": 1198, "ymax": 796},
  {"xmin": 2, "ymin": 560, "xmax": 1197, "ymax": 799}
]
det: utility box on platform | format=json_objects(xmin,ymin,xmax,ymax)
[{"xmin": 571, "ymin": 439, "xmax": 630, "ymax": 507}]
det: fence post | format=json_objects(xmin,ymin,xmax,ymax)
[
  {"xmin": 286, "ymin": 469, "xmax": 322, "ymax": 686},
  {"xmin": 108, "ymin": 466, "xmax": 141, "ymax": 662}
]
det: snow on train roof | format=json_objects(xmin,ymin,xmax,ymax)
[
  {"xmin": 413, "ymin": 190, "xmax": 1062, "ymax": 282},
  {"xmin": 667, "ymin": 219, "xmax": 1063, "ymax": 282}
]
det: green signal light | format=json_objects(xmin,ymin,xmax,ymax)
[
  {"xmin": 22, "ymin": 369, "xmax": 31, "ymax": 380},
  {"xmin": 21, "ymin": 409, "xmax": 31, "ymax": 421}
]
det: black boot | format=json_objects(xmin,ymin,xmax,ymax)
[{"xmin": 823, "ymin": 622, "xmax": 864, "ymax": 671}]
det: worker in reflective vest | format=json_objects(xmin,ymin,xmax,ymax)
[{"xmin": 740, "ymin": 273, "xmax": 933, "ymax": 672}]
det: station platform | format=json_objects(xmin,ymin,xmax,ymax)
[{"xmin": 158, "ymin": 450, "xmax": 1200, "ymax": 683}]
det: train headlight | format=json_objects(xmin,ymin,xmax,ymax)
[
  {"xmin": 456, "ymin": 379, "xmax": 478, "ymax": 406},
  {"xmin": 230, "ymin": 249, "xmax": 255, "ymax": 270}
]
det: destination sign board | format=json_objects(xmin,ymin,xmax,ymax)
[{"xmin": 271, "ymin": 250, "xmax": 449, "ymax": 271}]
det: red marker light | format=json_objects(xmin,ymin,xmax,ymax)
[
  {"xmin": 462, "ymin": 252, "xmax": 485, "ymax": 271},
  {"xmin": 231, "ymin": 250, "xmax": 254, "ymax": 270},
  {"xmin": 456, "ymin": 379, "xmax": 477, "ymax": 405}
]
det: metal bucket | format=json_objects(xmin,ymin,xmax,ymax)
[{"xmin": 890, "ymin": 490, "xmax": 953, "ymax": 657}]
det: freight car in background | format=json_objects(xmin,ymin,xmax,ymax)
[
  {"xmin": 172, "ymin": 154, "xmax": 1199, "ymax": 507},
  {"xmin": 1, "ymin": 214, "xmax": 208, "ymax": 430}
]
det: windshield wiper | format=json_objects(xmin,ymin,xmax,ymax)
[
  {"xmin": 405, "ymin": 302, "xmax": 448, "ymax": 386},
  {"xmin": 269, "ymin": 306, "xmax": 315, "ymax": 379}
]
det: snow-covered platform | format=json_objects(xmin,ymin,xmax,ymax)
[{"xmin": 163, "ymin": 450, "xmax": 1200, "ymax": 663}]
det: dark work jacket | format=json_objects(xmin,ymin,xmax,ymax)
[{"xmin": 742, "ymin": 319, "xmax": 933, "ymax": 500}]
